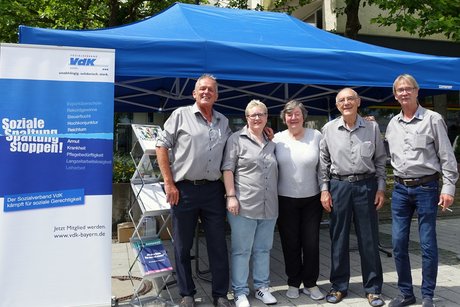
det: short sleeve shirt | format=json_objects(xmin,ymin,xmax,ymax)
[
  {"xmin": 221, "ymin": 126, "xmax": 278, "ymax": 219},
  {"xmin": 156, "ymin": 104, "xmax": 232, "ymax": 182}
]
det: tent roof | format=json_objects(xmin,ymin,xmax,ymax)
[{"xmin": 18, "ymin": 2, "xmax": 460, "ymax": 115}]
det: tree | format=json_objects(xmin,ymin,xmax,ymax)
[
  {"xmin": 0, "ymin": 0, "xmax": 196, "ymax": 43},
  {"xmin": 0, "ymin": 0, "xmax": 106, "ymax": 43},
  {"xmin": 368, "ymin": 0, "xmax": 460, "ymax": 41},
  {"xmin": 343, "ymin": 0, "xmax": 362, "ymax": 39}
]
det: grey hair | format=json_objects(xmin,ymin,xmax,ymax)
[
  {"xmin": 393, "ymin": 74, "xmax": 419, "ymax": 94},
  {"xmin": 195, "ymin": 74, "xmax": 218, "ymax": 94},
  {"xmin": 335, "ymin": 88, "xmax": 359, "ymax": 103},
  {"xmin": 280, "ymin": 100, "xmax": 308, "ymax": 124}
]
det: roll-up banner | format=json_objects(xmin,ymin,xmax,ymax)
[{"xmin": 0, "ymin": 43, "xmax": 115, "ymax": 307}]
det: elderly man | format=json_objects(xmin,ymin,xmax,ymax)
[
  {"xmin": 319, "ymin": 88, "xmax": 386, "ymax": 307},
  {"xmin": 156, "ymin": 74, "xmax": 232, "ymax": 307},
  {"xmin": 386, "ymin": 74, "xmax": 458, "ymax": 307}
]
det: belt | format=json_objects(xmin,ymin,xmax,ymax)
[
  {"xmin": 331, "ymin": 173, "xmax": 375, "ymax": 183},
  {"xmin": 394, "ymin": 173, "xmax": 439, "ymax": 187},
  {"xmin": 181, "ymin": 179, "xmax": 216, "ymax": 185}
]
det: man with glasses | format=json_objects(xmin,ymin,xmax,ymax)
[
  {"xmin": 319, "ymin": 88, "xmax": 386, "ymax": 306},
  {"xmin": 386, "ymin": 74, "xmax": 458, "ymax": 307},
  {"xmin": 156, "ymin": 74, "xmax": 232, "ymax": 307}
]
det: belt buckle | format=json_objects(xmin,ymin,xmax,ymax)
[
  {"xmin": 347, "ymin": 175, "xmax": 357, "ymax": 183},
  {"xmin": 193, "ymin": 179, "xmax": 206, "ymax": 185},
  {"xmin": 403, "ymin": 178, "xmax": 416, "ymax": 186}
]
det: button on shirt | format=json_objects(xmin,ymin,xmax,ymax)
[
  {"xmin": 385, "ymin": 105, "xmax": 458, "ymax": 196},
  {"xmin": 155, "ymin": 104, "xmax": 232, "ymax": 182},
  {"xmin": 319, "ymin": 115, "xmax": 387, "ymax": 191},
  {"xmin": 221, "ymin": 126, "xmax": 278, "ymax": 219}
]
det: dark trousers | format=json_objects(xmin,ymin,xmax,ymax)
[
  {"xmin": 329, "ymin": 178, "xmax": 383, "ymax": 295},
  {"xmin": 171, "ymin": 180, "xmax": 229, "ymax": 299},
  {"xmin": 277, "ymin": 194, "xmax": 323, "ymax": 288}
]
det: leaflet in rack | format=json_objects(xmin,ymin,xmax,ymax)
[
  {"xmin": 131, "ymin": 236, "xmax": 173, "ymax": 277},
  {"xmin": 130, "ymin": 154, "xmax": 162, "ymax": 184},
  {"xmin": 131, "ymin": 124, "xmax": 162, "ymax": 154},
  {"xmin": 131, "ymin": 182, "xmax": 170, "ymax": 214}
]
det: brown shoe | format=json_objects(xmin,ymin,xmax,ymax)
[
  {"xmin": 326, "ymin": 290, "xmax": 347, "ymax": 304},
  {"xmin": 367, "ymin": 293, "xmax": 385, "ymax": 307}
]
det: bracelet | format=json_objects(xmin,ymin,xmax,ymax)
[{"xmin": 225, "ymin": 195, "xmax": 236, "ymax": 198}]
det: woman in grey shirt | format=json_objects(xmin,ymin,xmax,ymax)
[{"xmin": 222, "ymin": 100, "xmax": 278, "ymax": 307}]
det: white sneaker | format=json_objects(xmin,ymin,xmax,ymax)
[
  {"xmin": 303, "ymin": 286, "xmax": 325, "ymax": 300},
  {"xmin": 286, "ymin": 286, "xmax": 299, "ymax": 299},
  {"xmin": 255, "ymin": 287, "xmax": 277, "ymax": 305},
  {"xmin": 235, "ymin": 294, "xmax": 250, "ymax": 307}
]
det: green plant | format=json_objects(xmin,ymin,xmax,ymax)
[
  {"xmin": 113, "ymin": 153, "xmax": 135, "ymax": 183},
  {"xmin": 453, "ymin": 135, "xmax": 460, "ymax": 161}
]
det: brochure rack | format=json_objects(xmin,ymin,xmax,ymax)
[{"xmin": 128, "ymin": 124, "xmax": 175, "ymax": 306}]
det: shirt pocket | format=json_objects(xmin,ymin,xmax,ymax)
[
  {"xmin": 360, "ymin": 141, "xmax": 374, "ymax": 158},
  {"xmin": 414, "ymin": 134, "xmax": 428, "ymax": 149}
]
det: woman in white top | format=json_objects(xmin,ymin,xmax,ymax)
[{"xmin": 273, "ymin": 100, "xmax": 325, "ymax": 301}]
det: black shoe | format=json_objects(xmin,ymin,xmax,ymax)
[
  {"xmin": 179, "ymin": 296, "xmax": 196, "ymax": 307},
  {"xmin": 422, "ymin": 297, "xmax": 435, "ymax": 307},
  {"xmin": 214, "ymin": 297, "xmax": 232, "ymax": 307},
  {"xmin": 388, "ymin": 295, "xmax": 416, "ymax": 307}
]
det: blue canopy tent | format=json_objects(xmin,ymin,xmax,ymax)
[{"xmin": 18, "ymin": 2, "xmax": 460, "ymax": 116}]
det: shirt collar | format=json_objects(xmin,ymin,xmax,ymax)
[
  {"xmin": 241, "ymin": 125, "xmax": 250, "ymax": 137},
  {"xmin": 241, "ymin": 125, "xmax": 268, "ymax": 143},
  {"xmin": 192, "ymin": 103, "xmax": 220, "ymax": 124},
  {"xmin": 396, "ymin": 104, "xmax": 424, "ymax": 123},
  {"xmin": 338, "ymin": 115, "xmax": 365, "ymax": 130}
]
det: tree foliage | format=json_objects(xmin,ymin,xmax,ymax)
[
  {"xmin": 215, "ymin": 0, "xmax": 314, "ymax": 13},
  {"xmin": 0, "ymin": 0, "xmax": 313, "ymax": 43},
  {"xmin": 268, "ymin": 0, "xmax": 314, "ymax": 14},
  {"xmin": 367, "ymin": 0, "xmax": 460, "ymax": 41},
  {"xmin": 0, "ymin": 0, "xmax": 196, "ymax": 43}
]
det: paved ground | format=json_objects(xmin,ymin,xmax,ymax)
[{"xmin": 111, "ymin": 216, "xmax": 460, "ymax": 307}]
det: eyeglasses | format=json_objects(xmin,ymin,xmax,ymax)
[
  {"xmin": 337, "ymin": 96, "xmax": 357, "ymax": 104},
  {"xmin": 247, "ymin": 113, "xmax": 267, "ymax": 119},
  {"xmin": 396, "ymin": 87, "xmax": 415, "ymax": 94}
]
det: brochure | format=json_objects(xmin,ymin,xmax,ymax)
[
  {"xmin": 131, "ymin": 124, "xmax": 162, "ymax": 154},
  {"xmin": 131, "ymin": 237, "xmax": 173, "ymax": 277}
]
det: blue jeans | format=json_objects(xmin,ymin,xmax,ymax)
[
  {"xmin": 391, "ymin": 180, "xmax": 439, "ymax": 299},
  {"xmin": 227, "ymin": 213, "xmax": 277, "ymax": 297}
]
